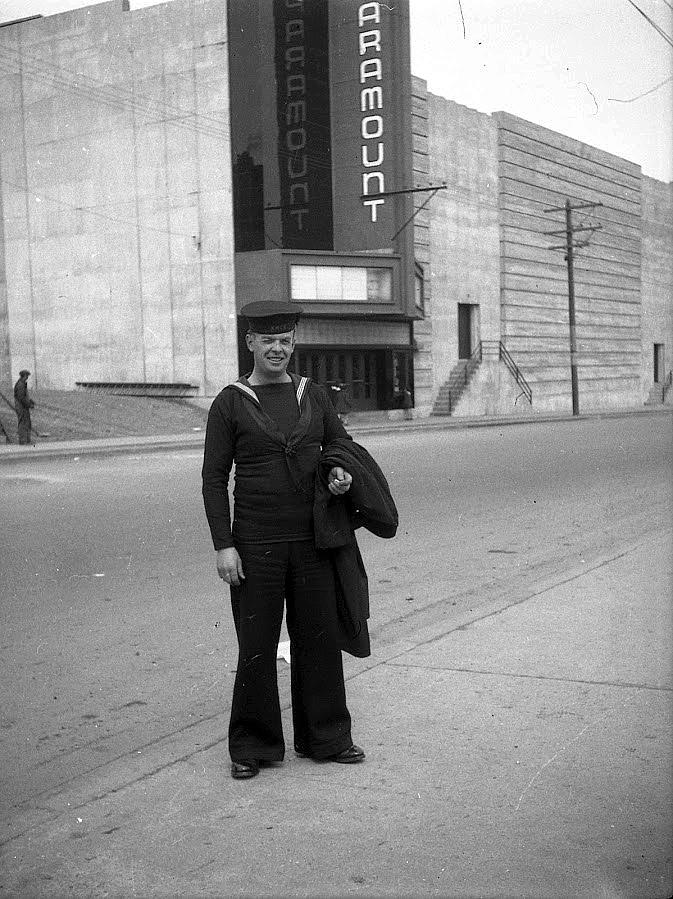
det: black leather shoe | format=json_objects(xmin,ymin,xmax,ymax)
[
  {"xmin": 326, "ymin": 744, "xmax": 365, "ymax": 764},
  {"xmin": 231, "ymin": 759, "xmax": 259, "ymax": 779}
]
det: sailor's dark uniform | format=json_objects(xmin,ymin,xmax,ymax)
[{"xmin": 202, "ymin": 374, "xmax": 354, "ymax": 762}]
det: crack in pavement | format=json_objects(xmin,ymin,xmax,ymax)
[
  {"xmin": 383, "ymin": 662, "xmax": 672, "ymax": 693},
  {"xmin": 1, "ymin": 533, "xmax": 666, "ymax": 850}
]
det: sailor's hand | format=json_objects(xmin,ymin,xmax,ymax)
[
  {"xmin": 216, "ymin": 547, "xmax": 245, "ymax": 587},
  {"xmin": 328, "ymin": 466, "xmax": 352, "ymax": 495}
]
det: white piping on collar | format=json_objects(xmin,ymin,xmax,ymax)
[
  {"xmin": 230, "ymin": 381, "xmax": 259, "ymax": 403},
  {"xmin": 230, "ymin": 376, "xmax": 309, "ymax": 407},
  {"xmin": 295, "ymin": 376, "xmax": 309, "ymax": 406}
]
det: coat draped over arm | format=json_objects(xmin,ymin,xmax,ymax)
[{"xmin": 314, "ymin": 439, "xmax": 399, "ymax": 658}]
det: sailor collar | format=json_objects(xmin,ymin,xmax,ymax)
[
  {"xmin": 228, "ymin": 374, "xmax": 310, "ymax": 408},
  {"xmin": 225, "ymin": 373, "xmax": 313, "ymax": 456}
]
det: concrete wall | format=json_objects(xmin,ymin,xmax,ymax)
[
  {"xmin": 495, "ymin": 112, "xmax": 643, "ymax": 413},
  {"xmin": 410, "ymin": 76, "xmax": 432, "ymax": 414},
  {"xmin": 453, "ymin": 342, "xmax": 535, "ymax": 417},
  {"xmin": 0, "ymin": 0, "xmax": 237, "ymax": 395},
  {"xmin": 641, "ymin": 175, "xmax": 673, "ymax": 397},
  {"xmin": 1, "ymin": 2, "xmax": 669, "ymax": 411},
  {"xmin": 426, "ymin": 93, "xmax": 500, "ymax": 411},
  {"xmin": 0, "ymin": 170, "xmax": 9, "ymax": 387}
]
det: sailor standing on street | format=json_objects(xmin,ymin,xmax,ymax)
[{"xmin": 202, "ymin": 301, "xmax": 365, "ymax": 780}]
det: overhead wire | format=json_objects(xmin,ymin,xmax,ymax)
[
  {"xmin": 623, "ymin": 0, "xmax": 673, "ymax": 47},
  {"xmin": 0, "ymin": 20, "xmax": 412, "ymax": 230},
  {"xmin": 0, "ymin": 42, "xmax": 336, "ymax": 174},
  {"xmin": 0, "ymin": 42, "xmax": 230, "ymax": 135},
  {"xmin": 456, "ymin": 0, "xmax": 466, "ymax": 39},
  {"xmin": 0, "ymin": 175, "xmax": 198, "ymax": 239}
]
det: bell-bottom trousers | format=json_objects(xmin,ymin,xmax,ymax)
[{"xmin": 228, "ymin": 539, "xmax": 353, "ymax": 763}]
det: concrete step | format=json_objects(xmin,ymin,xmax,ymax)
[{"xmin": 432, "ymin": 358, "xmax": 482, "ymax": 417}]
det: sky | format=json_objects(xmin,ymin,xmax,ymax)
[{"xmin": 0, "ymin": 0, "xmax": 671, "ymax": 182}]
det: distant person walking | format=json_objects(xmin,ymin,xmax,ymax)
[
  {"xmin": 401, "ymin": 387, "xmax": 413, "ymax": 420},
  {"xmin": 13, "ymin": 369, "xmax": 35, "ymax": 445},
  {"xmin": 330, "ymin": 381, "xmax": 351, "ymax": 426}
]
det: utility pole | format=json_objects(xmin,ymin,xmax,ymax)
[{"xmin": 544, "ymin": 200, "xmax": 602, "ymax": 416}]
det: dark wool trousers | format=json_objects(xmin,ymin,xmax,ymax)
[{"xmin": 228, "ymin": 539, "xmax": 352, "ymax": 763}]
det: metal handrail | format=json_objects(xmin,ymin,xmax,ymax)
[
  {"xmin": 499, "ymin": 342, "xmax": 532, "ymax": 404},
  {"xmin": 468, "ymin": 341, "xmax": 483, "ymax": 374}
]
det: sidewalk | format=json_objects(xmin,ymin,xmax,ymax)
[
  {"xmin": 1, "ymin": 404, "xmax": 669, "ymax": 463},
  {"xmin": 1, "ymin": 534, "xmax": 670, "ymax": 897}
]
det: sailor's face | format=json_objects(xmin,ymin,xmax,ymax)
[{"xmin": 246, "ymin": 330, "xmax": 295, "ymax": 376}]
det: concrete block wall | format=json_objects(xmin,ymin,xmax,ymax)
[
  {"xmin": 410, "ymin": 76, "xmax": 433, "ymax": 415},
  {"xmin": 426, "ymin": 94, "xmax": 500, "ymax": 410},
  {"xmin": 0, "ymin": 0, "xmax": 237, "ymax": 395},
  {"xmin": 495, "ymin": 112, "xmax": 643, "ymax": 413},
  {"xmin": 641, "ymin": 175, "xmax": 673, "ymax": 399},
  {"xmin": 453, "ymin": 341, "xmax": 535, "ymax": 417},
  {"xmin": 0, "ymin": 175, "xmax": 9, "ymax": 387}
]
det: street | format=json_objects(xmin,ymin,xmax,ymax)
[{"xmin": 0, "ymin": 413, "xmax": 671, "ymax": 897}]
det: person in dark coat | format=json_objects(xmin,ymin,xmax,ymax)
[
  {"xmin": 330, "ymin": 381, "xmax": 351, "ymax": 425},
  {"xmin": 13, "ymin": 369, "xmax": 35, "ymax": 445},
  {"xmin": 202, "ymin": 301, "xmax": 365, "ymax": 780}
]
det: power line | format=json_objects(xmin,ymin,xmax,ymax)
[
  {"xmin": 0, "ymin": 42, "xmax": 230, "ymax": 135},
  {"xmin": 624, "ymin": 0, "xmax": 673, "ymax": 47},
  {"xmin": 0, "ymin": 52, "xmax": 334, "ymax": 175},
  {"xmin": 0, "ymin": 43, "xmax": 336, "ymax": 174},
  {"xmin": 0, "ymin": 176, "xmax": 198, "ymax": 240},
  {"xmin": 457, "ymin": 0, "xmax": 466, "ymax": 39}
]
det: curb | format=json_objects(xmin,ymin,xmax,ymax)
[{"xmin": 0, "ymin": 406, "xmax": 669, "ymax": 464}]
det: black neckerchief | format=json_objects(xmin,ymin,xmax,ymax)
[{"xmin": 227, "ymin": 373, "xmax": 314, "ymax": 463}]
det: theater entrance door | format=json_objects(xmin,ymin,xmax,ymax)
[{"xmin": 293, "ymin": 348, "xmax": 382, "ymax": 412}]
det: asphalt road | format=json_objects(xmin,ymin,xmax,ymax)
[{"xmin": 1, "ymin": 413, "xmax": 670, "ymax": 835}]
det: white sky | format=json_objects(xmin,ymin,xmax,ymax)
[{"xmin": 1, "ymin": 0, "xmax": 671, "ymax": 182}]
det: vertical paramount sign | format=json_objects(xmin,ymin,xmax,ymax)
[
  {"xmin": 274, "ymin": 0, "xmax": 334, "ymax": 249},
  {"xmin": 329, "ymin": 0, "xmax": 413, "ymax": 252},
  {"xmin": 359, "ymin": 3, "xmax": 387, "ymax": 224}
]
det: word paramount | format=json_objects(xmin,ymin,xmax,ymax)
[{"xmin": 358, "ymin": 2, "xmax": 386, "ymax": 223}]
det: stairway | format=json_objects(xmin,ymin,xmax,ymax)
[{"xmin": 432, "ymin": 356, "xmax": 481, "ymax": 416}]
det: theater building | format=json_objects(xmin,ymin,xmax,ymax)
[
  {"xmin": 0, "ymin": 0, "xmax": 671, "ymax": 416},
  {"xmin": 228, "ymin": 0, "xmax": 418, "ymax": 413}
]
